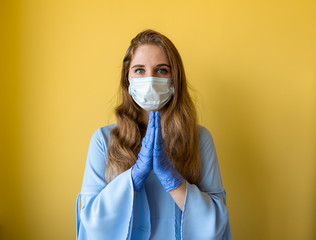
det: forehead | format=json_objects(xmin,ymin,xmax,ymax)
[{"xmin": 130, "ymin": 44, "xmax": 169, "ymax": 66}]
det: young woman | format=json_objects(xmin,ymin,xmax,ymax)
[{"xmin": 76, "ymin": 29, "xmax": 232, "ymax": 240}]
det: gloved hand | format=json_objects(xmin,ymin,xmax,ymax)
[
  {"xmin": 153, "ymin": 111, "xmax": 183, "ymax": 192},
  {"xmin": 131, "ymin": 111, "xmax": 155, "ymax": 192}
]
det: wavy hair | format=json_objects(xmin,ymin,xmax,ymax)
[{"xmin": 106, "ymin": 29, "xmax": 200, "ymax": 186}]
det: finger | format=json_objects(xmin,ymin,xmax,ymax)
[
  {"xmin": 154, "ymin": 112, "xmax": 163, "ymax": 150},
  {"xmin": 155, "ymin": 111, "xmax": 161, "ymax": 129},
  {"xmin": 154, "ymin": 124, "xmax": 159, "ymax": 151},
  {"xmin": 146, "ymin": 111, "xmax": 154, "ymax": 132},
  {"xmin": 156, "ymin": 112, "xmax": 162, "ymax": 142},
  {"xmin": 147, "ymin": 114, "xmax": 155, "ymax": 148},
  {"xmin": 144, "ymin": 111, "xmax": 155, "ymax": 144}
]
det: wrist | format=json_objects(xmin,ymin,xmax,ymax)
[
  {"xmin": 163, "ymin": 176, "xmax": 184, "ymax": 192},
  {"xmin": 169, "ymin": 179, "xmax": 185, "ymax": 191}
]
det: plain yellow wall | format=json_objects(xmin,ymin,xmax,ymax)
[{"xmin": 1, "ymin": 0, "xmax": 315, "ymax": 239}]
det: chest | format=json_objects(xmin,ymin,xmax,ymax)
[{"xmin": 131, "ymin": 171, "xmax": 182, "ymax": 240}]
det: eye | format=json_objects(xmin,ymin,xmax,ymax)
[
  {"xmin": 135, "ymin": 68, "xmax": 145, "ymax": 74},
  {"xmin": 157, "ymin": 68, "xmax": 169, "ymax": 74}
]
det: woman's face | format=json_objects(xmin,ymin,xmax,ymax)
[{"xmin": 128, "ymin": 44, "xmax": 172, "ymax": 79}]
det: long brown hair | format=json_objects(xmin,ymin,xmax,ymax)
[{"xmin": 106, "ymin": 29, "xmax": 200, "ymax": 186}]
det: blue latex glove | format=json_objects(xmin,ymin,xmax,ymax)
[
  {"xmin": 153, "ymin": 111, "xmax": 183, "ymax": 192},
  {"xmin": 131, "ymin": 111, "xmax": 155, "ymax": 192}
]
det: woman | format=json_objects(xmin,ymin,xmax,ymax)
[{"xmin": 76, "ymin": 29, "xmax": 232, "ymax": 240}]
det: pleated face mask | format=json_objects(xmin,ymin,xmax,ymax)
[{"xmin": 128, "ymin": 77, "xmax": 174, "ymax": 111}]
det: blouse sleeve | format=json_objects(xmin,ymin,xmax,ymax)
[
  {"xmin": 76, "ymin": 128, "xmax": 136, "ymax": 240},
  {"xmin": 181, "ymin": 126, "xmax": 232, "ymax": 240}
]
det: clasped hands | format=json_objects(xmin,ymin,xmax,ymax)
[{"xmin": 131, "ymin": 111, "xmax": 183, "ymax": 192}]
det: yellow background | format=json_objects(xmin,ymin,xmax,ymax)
[{"xmin": 1, "ymin": 0, "xmax": 315, "ymax": 239}]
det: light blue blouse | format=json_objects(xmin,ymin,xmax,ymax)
[{"xmin": 76, "ymin": 124, "xmax": 232, "ymax": 240}]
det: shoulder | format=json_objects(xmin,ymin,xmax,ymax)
[
  {"xmin": 198, "ymin": 125, "xmax": 215, "ymax": 148},
  {"xmin": 197, "ymin": 125, "xmax": 218, "ymax": 167},
  {"xmin": 99, "ymin": 124, "xmax": 116, "ymax": 142},
  {"xmin": 89, "ymin": 124, "xmax": 116, "ymax": 149}
]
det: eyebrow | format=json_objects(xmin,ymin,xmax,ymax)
[
  {"xmin": 131, "ymin": 64, "xmax": 145, "ymax": 69},
  {"xmin": 156, "ymin": 64, "xmax": 171, "ymax": 68},
  {"xmin": 131, "ymin": 63, "xmax": 171, "ymax": 69}
]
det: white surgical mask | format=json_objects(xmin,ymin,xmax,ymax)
[{"xmin": 128, "ymin": 77, "xmax": 174, "ymax": 111}]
